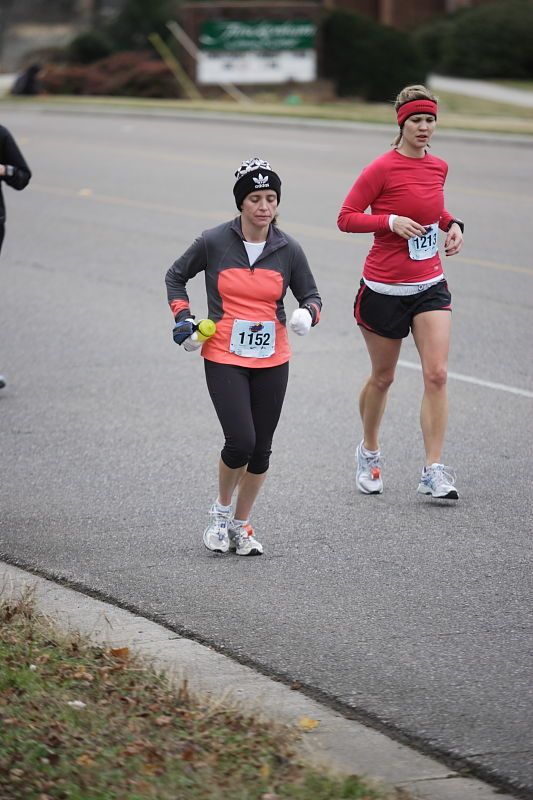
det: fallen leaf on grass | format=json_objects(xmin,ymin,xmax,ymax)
[
  {"xmin": 297, "ymin": 716, "xmax": 319, "ymax": 731},
  {"xmin": 76, "ymin": 754, "xmax": 95, "ymax": 766},
  {"xmin": 259, "ymin": 763, "xmax": 271, "ymax": 779},
  {"xmin": 180, "ymin": 743, "xmax": 197, "ymax": 762},
  {"xmin": 142, "ymin": 764, "xmax": 161, "ymax": 775},
  {"xmin": 141, "ymin": 762, "xmax": 164, "ymax": 775},
  {"xmin": 109, "ymin": 647, "xmax": 130, "ymax": 661},
  {"xmin": 154, "ymin": 715, "xmax": 173, "ymax": 727},
  {"xmin": 72, "ymin": 667, "xmax": 94, "ymax": 681},
  {"xmin": 122, "ymin": 738, "xmax": 152, "ymax": 757}
]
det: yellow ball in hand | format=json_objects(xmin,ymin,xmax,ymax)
[{"xmin": 196, "ymin": 319, "xmax": 217, "ymax": 341}]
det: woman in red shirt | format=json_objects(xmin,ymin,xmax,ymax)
[{"xmin": 338, "ymin": 85, "xmax": 464, "ymax": 499}]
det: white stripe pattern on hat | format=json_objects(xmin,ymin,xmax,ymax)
[{"xmin": 234, "ymin": 157, "xmax": 272, "ymax": 180}]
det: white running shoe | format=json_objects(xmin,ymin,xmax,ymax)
[
  {"xmin": 203, "ymin": 504, "xmax": 231, "ymax": 553},
  {"xmin": 417, "ymin": 463, "xmax": 458, "ymax": 499},
  {"xmin": 0, "ymin": 375, "xmax": 5, "ymax": 390},
  {"xmin": 229, "ymin": 522, "xmax": 263, "ymax": 556},
  {"xmin": 355, "ymin": 442, "xmax": 383, "ymax": 494}
]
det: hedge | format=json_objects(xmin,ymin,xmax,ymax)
[
  {"xmin": 413, "ymin": 0, "xmax": 533, "ymax": 79},
  {"xmin": 41, "ymin": 51, "xmax": 182, "ymax": 98},
  {"xmin": 322, "ymin": 10, "xmax": 427, "ymax": 102}
]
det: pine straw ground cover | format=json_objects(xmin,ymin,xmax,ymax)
[{"xmin": 0, "ymin": 593, "xmax": 411, "ymax": 800}]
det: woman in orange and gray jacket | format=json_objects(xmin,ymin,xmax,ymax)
[{"xmin": 165, "ymin": 157, "xmax": 321, "ymax": 556}]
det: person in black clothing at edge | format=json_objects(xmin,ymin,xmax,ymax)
[
  {"xmin": 165, "ymin": 157, "xmax": 322, "ymax": 556},
  {"xmin": 0, "ymin": 124, "xmax": 32, "ymax": 389}
]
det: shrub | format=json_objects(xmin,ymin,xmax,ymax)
[
  {"xmin": 412, "ymin": 16, "xmax": 456, "ymax": 76},
  {"xmin": 64, "ymin": 0, "xmax": 181, "ymax": 64},
  {"xmin": 41, "ymin": 51, "xmax": 182, "ymax": 98},
  {"xmin": 441, "ymin": 0, "xmax": 533, "ymax": 78},
  {"xmin": 322, "ymin": 10, "xmax": 427, "ymax": 102},
  {"xmin": 413, "ymin": 0, "xmax": 533, "ymax": 79},
  {"xmin": 68, "ymin": 29, "xmax": 115, "ymax": 64},
  {"xmin": 41, "ymin": 64, "xmax": 88, "ymax": 95},
  {"xmin": 106, "ymin": 0, "xmax": 180, "ymax": 51}
]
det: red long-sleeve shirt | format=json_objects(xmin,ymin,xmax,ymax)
[{"xmin": 337, "ymin": 149, "xmax": 455, "ymax": 284}]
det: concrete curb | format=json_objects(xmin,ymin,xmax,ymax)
[{"xmin": 1, "ymin": 561, "xmax": 517, "ymax": 800}]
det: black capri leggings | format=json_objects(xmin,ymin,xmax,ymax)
[{"xmin": 204, "ymin": 359, "xmax": 289, "ymax": 474}]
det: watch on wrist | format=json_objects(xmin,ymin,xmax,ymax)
[
  {"xmin": 448, "ymin": 219, "xmax": 464, "ymax": 233},
  {"xmin": 303, "ymin": 304, "xmax": 317, "ymax": 325}
]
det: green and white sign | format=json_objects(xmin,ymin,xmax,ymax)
[
  {"xmin": 199, "ymin": 20, "xmax": 316, "ymax": 52},
  {"xmin": 197, "ymin": 19, "xmax": 317, "ymax": 85}
]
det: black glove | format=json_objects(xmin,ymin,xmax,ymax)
[{"xmin": 172, "ymin": 317, "xmax": 195, "ymax": 345}]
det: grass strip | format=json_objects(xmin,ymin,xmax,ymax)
[
  {"xmin": 0, "ymin": 591, "xmax": 408, "ymax": 800},
  {"xmin": 3, "ymin": 92, "xmax": 533, "ymax": 136}
]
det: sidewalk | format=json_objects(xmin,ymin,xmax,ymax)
[
  {"xmin": 1, "ymin": 561, "xmax": 516, "ymax": 800},
  {"xmin": 429, "ymin": 74, "xmax": 533, "ymax": 108}
]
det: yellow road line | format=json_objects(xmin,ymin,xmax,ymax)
[
  {"xmin": 31, "ymin": 183, "xmax": 533, "ymax": 276},
  {"xmin": 30, "ymin": 135, "xmax": 533, "ymax": 203}
]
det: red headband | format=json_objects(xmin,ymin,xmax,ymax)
[{"xmin": 397, "ymin": 99, "xmax": 437, "ymax": 127}]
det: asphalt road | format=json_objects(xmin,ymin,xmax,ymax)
[{"xmin": 1, "ymin": 105, "xmax": 532, "ymax": 797}]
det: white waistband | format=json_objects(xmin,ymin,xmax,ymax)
[{"xmin": 363, "ymin": 275, "xmax": 445, "ymax": 296}]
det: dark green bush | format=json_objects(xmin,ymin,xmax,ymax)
[
  {"xmin": 414, "ymin": 0, "xmax": 533, "ymax": 79},
  {"xmin": 322, "ymin": 10, "xmax": 426, "ymax": 102},
  {"xmin": 442, "ymin": 0, "xmax": 533, "ymax": 78},
  {"xmin": 65, "ymin": 0, "xmax": 180, "ymax": 64},
  {"xmin": 106, "ymin": 0, "xmax": 180, "ymax": 51},
  {"xmin": 412, "ymin": 15, "xmax": 456, "ymax": 75},
  {"xmin": 68, "ymin": 29, "xmax": 115, "ymax": 64}
]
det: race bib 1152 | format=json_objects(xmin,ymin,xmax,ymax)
[{"xmin": 229, "ymin": 319, "xmax": 275, "ymax": 358}]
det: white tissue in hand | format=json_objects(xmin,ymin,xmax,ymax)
[
  {"xmin": 289, "ymin": 308, "xmax": 312, "ymax": 336},
  {"xmin": 183, "ymin": 335, "xmax": 203, "ymax": 352}
]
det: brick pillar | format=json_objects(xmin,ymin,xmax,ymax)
[{"xmin": 379, "ymin": 0, "xmax": 395, "ymax": 26}]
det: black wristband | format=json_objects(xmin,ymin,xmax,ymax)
[
  {"xmin": 447, "ymin": 219, "xmax": 464, "ymax": 234},
  {"xmin": 174, "ymin": 310, "xmax": 194, "ymax": 323},
  {"xmin": 303, "ymin": 304, "xmax": 317, "ymax": 326}
]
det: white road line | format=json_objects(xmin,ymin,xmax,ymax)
[{"xmin": 398, "ymin": 360, "xmax": 533, "ymax": 398}]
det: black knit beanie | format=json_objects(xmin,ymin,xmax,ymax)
[{"xmin": 233, "ymin": 157, "xmax": 281, "ymax": 210}]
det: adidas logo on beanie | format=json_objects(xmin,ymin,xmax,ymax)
[{"xmin": 233, "ymin": 157, "xmax": 281, "ymax": 209}]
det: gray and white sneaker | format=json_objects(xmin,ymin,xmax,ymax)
[
  {"xmin": 229, "ymin": 523, "xmax": 263, "ymax": 556},
  {"xmin": 355, "ymin": 441, "xmax": 383, "ymax": 494},
  {"xmin": 203, "ymin": 504, "xmax": 231, "ymax": 553},
  {"xmin": 417, "ymin": 463, "xmax": 458, "ymax": 499}
]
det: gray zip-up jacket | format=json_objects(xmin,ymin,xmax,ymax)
[{"xmin": 165, "ymin": 218, "xmax": 322, "ymax": 367}]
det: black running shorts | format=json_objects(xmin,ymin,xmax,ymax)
[{"xmin": 354, "ymin": 279, "xmax": 452, "ymax": 339}]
